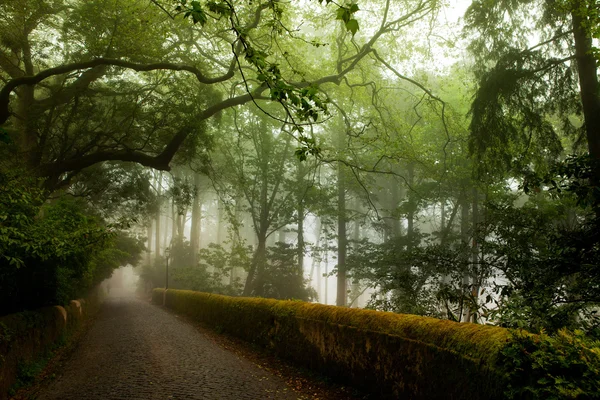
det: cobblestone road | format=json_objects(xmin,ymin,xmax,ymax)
[{"xmin": 37, "ymin": 290, "xmax": 298, "ymax": 400}]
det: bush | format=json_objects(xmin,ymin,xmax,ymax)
[
  {"xmin": 500, "ymin": 328, "xmax": 600, "ymax": 399},
  {"xmin": 0, "ymin": 172, "xmax": 143, "ymax": 314}
]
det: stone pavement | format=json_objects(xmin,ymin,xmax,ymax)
[{"xmin": 37, "ymin": 290, "xmax": 298, "ymax": 400}]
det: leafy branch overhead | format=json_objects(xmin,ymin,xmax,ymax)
[
  {"xmin": 0, "ymin": 0, "xmax": 371, "ymax": 182},
  {"xmin": 175, "ymin": 0, "xmax": 359, "ymax": 125}
]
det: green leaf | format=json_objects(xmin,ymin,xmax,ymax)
[
  {"xmin": 336, "ymin": 7, "xmax": 349, "ymax": 22},
  {"xmin": 295, "ymin": 148, "xmax": 307, "ymax": 161},
  {"xmin": 346, "ymin": 19, "xmax": 359, "ymax": 35}
]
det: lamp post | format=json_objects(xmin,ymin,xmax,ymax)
[
  {"xmin": 164, "ymin": 247, "xmax": 170, "ymax": 306},
  {"xmin": 165, "ymin": 247, "xmax": 170, "ymax": 290}
]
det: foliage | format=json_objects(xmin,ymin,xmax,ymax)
[
  {"xmin": 477, "ymin": 157, "xmax": 600, "ymax": 335},
  {"xmin": 525, "ymin": 153, "xmax": 600, "ymax": 211},
  {"xmin": 260, "ymin": 242, "xmax": 317, "ymax": 301},
  {"xmin": 464, "ymin": 0, "xmax": 599, "ymax": 178},
  {"xmin": 146, "ymin": 239, "xmax": 316, "ymax": 301},
  {"xmin": 175, "ymin": 0, "xmax": 360, "ymax": 130},
  {"xmin": 348, "ymin": 234, "xmax": 482, "ymax": 321},
  {"xmin": 500, "ymin": 329, "xmax": 600, "ymax": 399},
  {"xmin": 175, "ymin": 241, "xmax": 246, "ymax": 296},
  {"xmin": 0, "ymin": 172, "xmax": 143, "ymax": 314},
  {"xmin": 69, "ymin": 162, "xmax": 159, "ymax": 222}
]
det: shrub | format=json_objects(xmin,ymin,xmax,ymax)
[{"xmin": 500, "ymin": 328, "xmax": 600, "ymax": 399}]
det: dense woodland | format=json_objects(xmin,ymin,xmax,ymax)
[{"xmin": 2, "ymin": 0, "xmax": 600, "ymax": 357}]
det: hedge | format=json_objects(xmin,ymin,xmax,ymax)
[
  {"xmin": 153, "ymin": 288, "xmax": 509, "ymax": 399},
  {"xmin": 0, "ymin": 287, "xmax": 102, "ymax": 399}
]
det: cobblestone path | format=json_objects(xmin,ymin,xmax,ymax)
[{"xmin": 37, "ymin": 291, "xmax": 298, "ymax": 400}]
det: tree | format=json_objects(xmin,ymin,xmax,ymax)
[
  {"xmin": 465, "ymin": 0, "xmax": 600, "ymax": 177},
  {"xmin": 1, "ymin": 0, "xmax": 415, "ymax": 192},
  {"xmin": 209, "ymin": 107, "xmax": 312, "ymax": 296}
]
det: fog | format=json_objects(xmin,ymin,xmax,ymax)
[{"xmin": 1, "ymin": 0, "xmax": 599, "ymax": 336}]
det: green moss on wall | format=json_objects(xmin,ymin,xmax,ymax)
[{"xmin": 152, "ymin": 288, "xmax": 508, "ymax": 399}]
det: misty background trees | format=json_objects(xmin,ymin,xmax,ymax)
[{"xmin": 1, "ymin": 0, "xmax": 600, "ymax": 339}]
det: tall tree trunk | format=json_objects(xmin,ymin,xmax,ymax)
[
  {"xmin": 244, "ymin": 232, "xmax": 267, "ymax": 296},
  {"xmin": 460, "ymin": 191, "xmax": 470, "ymax": 322},
  {"xmin": 229, "ymin": 194, "xmax": 243, "ymax": 286},
  {"xmin": 154, "ymin": 172, "xmax": 162, "ymax": 262},
  {"xmin": 406, "ymin": 163, "xmax": 415, "ymax": 250},
  {"xmin": 336, "ymin": 149, "xmax": 348, "ymax": 307},
  {"xmin": 163, "ymin": 210, "xmax": 168, "ymax": 251},
  {"xmin": 309, "ymin": 216, "xmax": 322, "ymax": 298},
  {"xmin": 171, "ymin": 196, "xmax": 177, "ymax": 245},
  {"xmin": 244, "ymin": 154, "xmax": 270, "ymax": 296},
  {"xmin": 146, "ymin": 222, "xmax": 153, "ymax": 265},
  {"xmin": 389, "ymin": 171, "xmax": 403, "ymax": 239},
  {"xmin": 190, "ymin": 173, "xmax": 203, "ymax": 264},
  {"xmin": 176, "ymin": 206, "xmax": 187, "ymax": 245},
  {"xmin": 350, "ymin": 201, "xmax": 361, "ymax": 307},
  {"xmin": 440, "ymin": 195, "xmax": 461, "ymax": 246},
  {"xmin": 217, "ymin": 197, "xmax": 226, "ymax": 245},
  {"xmin": 468, "ymin": 187, "xmax": 480, "ymax": 323},
  {"xmin": 296, "ymin": 161, "xmax": 306, "ymax": 276},
  {"xmin": 440, "ymin": 198, "xmax": 446, "ymax": 237},
  {"xmin": 572, "ymin": 4, "xmax": 600, "ymax": 167}
]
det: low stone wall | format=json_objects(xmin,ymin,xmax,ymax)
[
  {"xmin": 153, "ymin": 288, "xmax": 508, "ymax": 399},
  {"xmin": 0, "ymin": 288, "xmax": 102, "ymax": 399}
]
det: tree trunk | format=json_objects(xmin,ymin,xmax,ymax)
[
  {"xmin": 440, "ymin": 195, "xmax": 461, "ymax": 245},
  {"xmin": 154, "ymin": 172, "xmax": 162, "ymax": 262},
  {"xmin": 229, "ymin": 194, "xmax": 243, "ymax": 286},
  {"xmin": 468, "ymin": 187, "xmax": 479, "ymax": 323},
  {"xmin": 171, "ymin": 196, "xmax": 177, "ymax": 245},
  {"xmin": 217, "ymin": 197, "xmax": 226, "ymax": 245},
  {"xmin": 440, "ymin": 198, "xmax": 446, "ymax": 237},
  {"xmin": 146, "ymin": 222, "xmax": 153, "ymax": 265},
  {"xmin": 244, "ymin": 232, "xmax": 267, "ymax": 296},
  {"xmin": 350, "ymin": 201, "xmax": 361, "ymax": 307},
  {"xmin": 390, "ymin": 174, "xmax": 402, "ymax": 239},
  {"xmin": 296, "ymin": 161, "xmax": 306, "ymax": 276},
  {"xmin": 176, "ymin": 206, "xmax": 187, "ymax": 245},
  {"xmin": 163, "ymin": 210, "xmax": 168, "ymax": 251},
  {"xmin": 406, "ymin": 163, "xmax": 415, "ymax": 250},
  {"xmin": 309, "ymin": 216, "xmax": 322, "ymax": 297},
  {"xmin": 244, "ymin": 151, "xmax": 271, "ymax": 296},
  {"xmin": 190, "ymin": 173, "xmax": 203, "ymax": 264},
  {"xmin": 336, "ymin": 151, "xmax": 348, "ymax": 307},
  {"xmin": 460, "ymin": 191, "xmax": 470, "ymax": 322},
  {"xmin": 572, "ymin": 5, "xmax": 600, "ymax": 166}
]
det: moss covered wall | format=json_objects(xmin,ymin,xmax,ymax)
[
  {"xmin": 153, "ymin": 288, "xmax": 509, "ymax": 399},
  {"xmin": 0, "ymin": 288, "xmax": 102, "ymax": 399}
]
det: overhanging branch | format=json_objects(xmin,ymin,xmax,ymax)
[{"xmin": 0, "ymin": 57, "xmax": 236, "ymax": 125}]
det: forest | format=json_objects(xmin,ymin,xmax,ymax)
[{"xmin": 1, "ymin": 0, "xmax": 600, "ymax": 391}]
